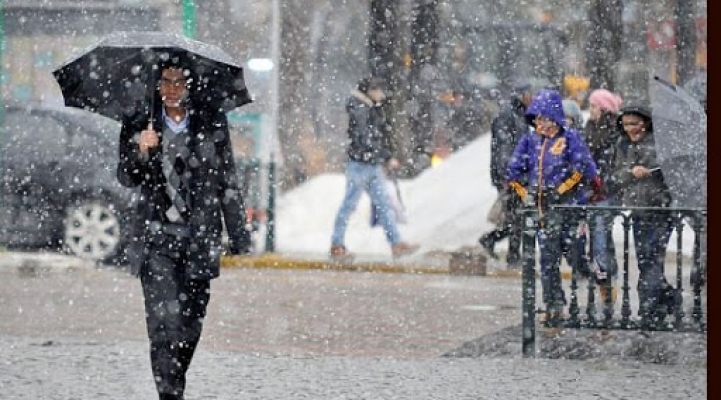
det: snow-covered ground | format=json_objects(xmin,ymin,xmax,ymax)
[{"xmin": 274, "ymin": 133, "xmax": 697, "ymax": 259}]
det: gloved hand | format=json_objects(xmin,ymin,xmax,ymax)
[
  {"xmin": 508, "ymin": 181, "xmax": 527, "ymax": 199},
  {"xmin": 229, "ymin": 227, "xmax": 252, "ymax": 255},
  {"xmin": 508, "ymin": 181, "xmax": 535, "ymax": 208},
  {"xmin": 589, "ymin": 175, "xmax": 607, "ymax": 204}
]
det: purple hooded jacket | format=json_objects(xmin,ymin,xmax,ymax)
[{"xmin": 506, "ymin": 89, "xmax": 598, "ymax": 205}]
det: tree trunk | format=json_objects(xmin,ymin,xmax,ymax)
[
  {"xmin": 369, "ymin": 0, "xmax": 413, "ymax": 174},
  {"xmin": 674, "ymin": 0, "xmax": 696, "ymax": 86},
  {"xmin": 278, "ymin": 1, "xmax": 314, "ymax": 188},
  {"xmin": 585, "ymin": 0, "xmax": 623, "ymax": 91},
  {"xmin": 406, "ymin": 0, "xmax": 440, "ymax": 176}
]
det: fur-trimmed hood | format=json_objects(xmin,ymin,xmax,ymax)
[{"xmin": 350, "ymin": 89, "xmax": 376, "ymax": 107}]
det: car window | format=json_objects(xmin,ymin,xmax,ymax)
[
  {"xmin": 60, "ymin": 114, "xmax": 119, "ymax": 160},
  {"xmin": 40, "ymin": 110, "xmax": 121, "ymax": 181},
  {"xmin": 3, "ymin": 110, "xmax": 69, "ymax": 176}
]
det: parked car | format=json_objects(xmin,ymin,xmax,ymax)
[{"xmin": 0, "ymin": 104, "xmax": 135, "ymax": 262}]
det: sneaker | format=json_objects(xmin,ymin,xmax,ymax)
[
  {"xmin": 478, "ymin": 236, "xmax": 499, "ymax": 260},
  {"xmin": 391, "ymin": 242, "xmax": 420, "ymax": 258},
  {"xmin": 330, "ymin": 245, "xmax": 354, "ymax": 261}
]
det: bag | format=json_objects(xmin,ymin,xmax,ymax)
[{"xmin": 487, "ymin": 193, "xmax": 506, "ymax": 226}]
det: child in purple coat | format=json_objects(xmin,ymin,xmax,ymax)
[{"xmin": 506, "ymin": 89, "xmax": 603, "ymax": 324}]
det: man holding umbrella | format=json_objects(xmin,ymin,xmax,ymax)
[
  {"xmin": 54, "ymin": 32, "xmax": 253, "ymax": 399},
  {"xmin": 117, "ymin": 57, "xmax": 251, "ymax": 399}
]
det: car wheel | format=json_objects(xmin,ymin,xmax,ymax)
[{"xmin": 63, "ymin": 200, "xmax": 122, "ymax": 261}]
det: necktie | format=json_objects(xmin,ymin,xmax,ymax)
[{"xmin": 162, "ymin": 126, "xmax": 191, "ymax": 223}]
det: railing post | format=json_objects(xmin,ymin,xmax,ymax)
[
  {"xmin": 601, "ymin": 210, "xmax": 616, "ymax": 324},
  {"xmin": 568, "ymin": 245, "xmax": 580, "ymax": 327},
  {"xmin": 691, "ymin": 213, "xmax": 705, "ymax": 330},
  {"xmin": 567, "ymin": 208, "xmax": 581, "ymax": 328},
  {"xmin": 264, "ymin": 156, "xmax": 276, "ymax": 253},
  {"xmin": 585, "ymin": 269, "xmax": 598, "ymax": 327},
  {"xmin": 674, "ymin": 214, "xmax": 685, "ymax": 329},
  {"xmin": 620, "ymin": 213, "xmax": 633, "ymax": 328},
  {"xmin": 522, "ymin": 209, "xmax": 537, "ymax": 358}
]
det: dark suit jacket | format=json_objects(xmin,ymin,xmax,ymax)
[{"xmin": 117, "ymin": 107, "xmax": 250, "ymax": 279}]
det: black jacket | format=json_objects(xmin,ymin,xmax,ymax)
[
  {"xmin": 490, "ymin": 97, "xmax": 528, "ymax": 190},
  {"xmin": 582, "ymin": 112, "xmax": 621, "ymax": 195},
  {"xmin": 117, "ymin": 108, "xmax": 250, "ymax": 279},
  {"xmin": 346, "ymin": 90, "xmax": 393, "ymax": 165},
  {"xmin": 611, "ymin": 131, "xmax": 671, "ymax": 208}
]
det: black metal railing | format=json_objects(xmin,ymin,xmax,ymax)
[{"xmin": 521, "ymin": 205, "xmax": 707, "ymax": 358}]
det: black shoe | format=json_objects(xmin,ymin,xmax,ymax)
[
  {"xmin": 479, "ymin": 236, "xmax": 498, "ymax": 260},
  {"xmin": 575, "ymin": 260, "xmax": 593, "ymax": 280},
  {"xmin": 659, "ymin": 283, "xmax": 678, "ymax": 315},
  {"xmin": 507, "ymin": 254, "xmax": 521, "ymax": 270}
]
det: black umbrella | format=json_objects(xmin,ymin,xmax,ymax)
[
  {"xmin": 649, "ymin": 76, "xmax": 707, "ymax": 209},
  {"xmin": 52, "ymin": 31, "xmax": 252, "ymax": 122}
]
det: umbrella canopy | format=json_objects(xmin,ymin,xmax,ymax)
[
  {"xmin": 649, "ymin": 76, "xmax": 707, "ymax": 209},
  {"xmin": 53, "ymin": 31, "xmax": 252, "ymax": 121}
]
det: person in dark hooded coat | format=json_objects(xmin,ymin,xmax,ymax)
[
  {"xmin": 611, "ymin": 104, "xmax": 675, "ymax": 327},
  {"xmin": 478, "ymin": 83, "xmax": 533, "ymax": 268}
]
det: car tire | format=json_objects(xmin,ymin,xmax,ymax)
[{"xmin": 63, "ymin": 199, "xmax": 124, "ymax": 262}]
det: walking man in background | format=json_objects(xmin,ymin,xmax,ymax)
[
  {"xmin": 478, "ymin": 82, "xmax": 534, "ymax": 269},
  {"xmin": 330, "ymin": 77, "xmax": 419, "ymax": 260},
  {"xmin": 117, "ymin": 57, "xmax": 251, "ymax": 399}
]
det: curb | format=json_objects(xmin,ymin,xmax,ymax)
[
  {"xmin": 221, "ymin": 254, "xmax": 449, "ymax": 275},
  {"xmin": 0, "ymin": 253, "xmax": 96, "ymax": 274},
  {"xmin": 220, "ymin": 254, "xmax": 574, "ymax": 280},
  {"xmin": 0, "ymin": 252, "xmax": 573, "ymax": 280}
]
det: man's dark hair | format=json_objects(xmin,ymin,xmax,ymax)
[
  {"xmin": 157, "ymin": 51, "xmax": 191, "ymax": 72},
  {"xmin": 357, "ymin": 76, "xmax": 385, "ymax": 94}
]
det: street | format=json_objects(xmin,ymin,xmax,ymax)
[{"xmin": 0, "ymin": 254, "xmax": 706, "ymax": 399}]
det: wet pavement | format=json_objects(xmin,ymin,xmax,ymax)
[{"xmin": 0, "ymin": 252, "xmax": 707, "ymax": 399}]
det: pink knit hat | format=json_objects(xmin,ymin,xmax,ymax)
[{"xmin": 588, "ymin": 89, "xmax": 623, "ymax": 113}]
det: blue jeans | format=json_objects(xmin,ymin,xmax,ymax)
[
  {"xmin": 331, "ymin": 161, "xmax": 401, "ymax": 246},
  {"xmin": 590, "ymin": 198, "xmax": 619, "ymax": 279},
  {"xmin": 632, "ymin": 211, "xmax": 674, "ymax": 318}
]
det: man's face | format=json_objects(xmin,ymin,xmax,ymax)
[
  {"xmin": 159, "ymin": 68, "xmax": 189, "ymax": 109},
  {"xmin": 368, "ymin": 87, "xmax": 386, "ymax": 103},
  {"xmin": 621, "ymin": 114, "xmax": 647, "ymax": 142}
]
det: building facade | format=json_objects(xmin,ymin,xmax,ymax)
[{"xmin": 3, "ymin": 0, "xmax": 180, "ymax": 106}]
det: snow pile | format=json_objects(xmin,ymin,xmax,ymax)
[{"xmin": 275, "ymin": 133, "xmax": 696, "ymax": 258}]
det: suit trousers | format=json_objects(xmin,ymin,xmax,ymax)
[{"xmin": 140, "ymin": 241, "xmax": 211, "ymax": 399}]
